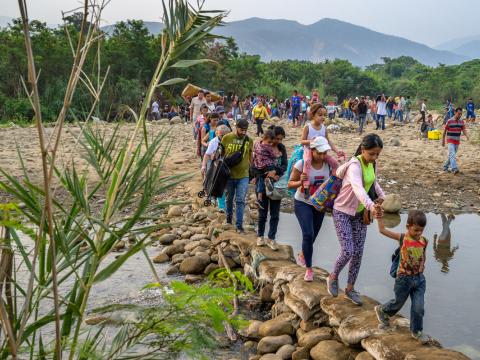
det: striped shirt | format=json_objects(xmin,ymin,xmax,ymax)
[{"xmin": 444, "ymin": 118, "xmax": 465, "ymax": 145}]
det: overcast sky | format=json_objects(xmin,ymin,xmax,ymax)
[{"xmin": 2, "ymin": 0, "xmax": 478, "ymax": 46}]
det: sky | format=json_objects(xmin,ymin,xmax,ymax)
[{"xmin": 2, "ymin": 0, "xmax": 478, "ymax": 47}]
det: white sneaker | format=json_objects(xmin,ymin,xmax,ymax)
[
  {"xmin": 266, "ymin": 238, "xmax": 278, "ymax": 251},
  {"xmin": 257, "ymin": 237, "xmax": 266, "ymax": 246}
]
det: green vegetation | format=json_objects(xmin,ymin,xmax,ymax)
[{"xmin": 2, "ymin": 17, "xmax": 480, "ymax": 122}]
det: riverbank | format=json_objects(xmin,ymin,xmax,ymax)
[{"xmin": 0, "ymin": 118, "xmax": 479, "ymax": 213}]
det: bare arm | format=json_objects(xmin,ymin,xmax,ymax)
[
  {"xmin": 377, "ymin": 217, "xmax": 402, "ymax": 242},
  {"xmin": 288, "ymin": 167, "xmax": 305, "ymax": 190},
  {"xmin": 300, "ymin": 126, "xmax": 310, "ymax": 145}
]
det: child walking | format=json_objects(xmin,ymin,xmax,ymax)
[
  {"xmin": 252, "ymin": 130, "xmax": 277, "ymax": 208},
  {"xmin": 375, "ymin": 210, "xmax": 430, "ymax": 343}
]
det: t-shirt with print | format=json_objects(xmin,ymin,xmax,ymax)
[
  {"xmin": 190, "ymin": 96, "xmax": 206, "ymax": 120},
  {"xmin": 293, "ymin": 160, "xmax": 330, "ymax": 205},
  {"xmin": 444, "ymin": 118, "xmax": 465, "ymax": 145},
  {"xmin": 221, "ymin": 133, "xmax": 253, "ymax": 179},
  {"xmin": 291, "ymin": 96, "xmax": 301, "ymax": 107},
  {"xmin": 397, "ymin": 234, "xmax": 427, "ymax": 277}
]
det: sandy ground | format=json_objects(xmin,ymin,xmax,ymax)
[{"xmin": 0, "ymin": 117, "xmax": 479, "ymax": 214}]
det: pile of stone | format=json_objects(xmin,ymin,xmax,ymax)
[{"xmin": 151, "ymin": 198, "xmax": 469, "ymax": 360}]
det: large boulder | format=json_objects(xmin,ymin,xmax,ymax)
[
  {"xmin": 404, "ymin": 348, "xmax": 470, "ymax": 360},
  {"xmin": 258, "ymin": 313, "xmax": 296, "ymax": 337},
  {"xmin": 288, "ymin": 275, "xmax": 330, "ymax": 309},
  {"xmin": 298, "ymin": 327, "xmax": 332, "ymax": 349},
  {"xmin": 310, "ymin": 340, "xmax": 356, "ymax": 360},
  {"xmin": 276, "ymin": 344, "xmax": 296, "ymax": 360},
  {"xmin": 382, "ymin": 194, "xmax": 402, "ymax": 213},
  {"xmin": 320, "ymin": 296, "xmax": 378, "ymax": 327},
  {"xmin": 167, "ymin": 205, "xmax": 183, "ymax": 217},
  {"xmin": 243, "ymin": 320, "xmax": 263, "ymax": 339},
  {"xmin": 179, "ymin": 254, "xmax": 210, "ymax": 274},
  {"xmin": 257, "ymin": 335, "xmax": 293, "ymax": 355},
  {"xmin": 258, "ymin": 261, "xmax": 297, "ymax": 284},
  {"xmin": 337, "ymin": 310, "xmax": 390, "ymax": 345}
]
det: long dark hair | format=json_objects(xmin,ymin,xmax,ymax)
[
  {"xmin": 354, "ymin": 133, "xmax": 383, "ymax": 156},
  {"xmin": 268, "ymin": 125, "xmax": 286, "ymax": 137}
]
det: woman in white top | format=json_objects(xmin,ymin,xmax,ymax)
[
  {"xmin": 376, "ymin": 94, "xmax": 387, "ymax": 130},
  {"xmin": 288, "ymin": 137, "xmax": 338, "ymax": 282}
]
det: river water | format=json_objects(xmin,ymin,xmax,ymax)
[{"xmin": 273, "ymin": 212, "xmax": 480, "ymax": 360}]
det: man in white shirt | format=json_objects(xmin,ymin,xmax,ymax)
[
  {"xmin": 151, "ymin": 100, "xmax": 160, "ymax": 120},
  {"xmin": 189, "ymin": 90, "xmax": 207, "ymax": 122},
  {"xmin": 420, "ymin": 99, "xmax": 427, "ymax": 123}
]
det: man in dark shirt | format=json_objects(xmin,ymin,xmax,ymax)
[{"xmin": 357, "ymin": 96, "xmax": 368, "ymax": 133}]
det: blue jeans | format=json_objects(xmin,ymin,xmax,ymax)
[
  {"xmin": 444, "ymin": 143, "xmax": 459, "ymax": 171},
  {"xmin": 294, "ymin": 200, "xmax": 325, "ymax": 268},
  {"xmin": 258, "ymin": 195, "xmax": 281, "ymax": 240},
  {"xmin": 225, "ymin": 177, "xmax": 249, "ymax": 230},
  {"xmin": 376, "ymin": 114, "xmax": 386, "ymax": 130},
  {"xmin": 396, "ymin": 110, "xmax": 403, "ymax": 122},
  {"xmin": 387, "ymin": 107, "xmax": 393, "ymax": 118},
  {"xmin": 292, "ymin": 106, "xmax": 300, "ymax": 122},
  {"xmin": 381, "ymin": 274, "xmax": 426, "ymax": 333},
  {"xmin": 358, "ymin": 114, "xmax": 366, "ymax": 133}
]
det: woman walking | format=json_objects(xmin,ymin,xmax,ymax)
[
  {"xmin": 256, "ymin": 126, "xmax": 288, "ymax": 250},
  {"xmin": 327, "ymin": 134, "xmax": 385, "ymax": 305},
  {"xmin": 288, "ymin": 137, "xmax": 338, "ymax": 282},
  {"xmin": 252, "ymin": 100, "xmax": 270, "ymax": 136}
]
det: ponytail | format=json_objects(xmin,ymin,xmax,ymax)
[{"xmin": 355, "ymin": 133, "xmax": 383, "ymax": 156}]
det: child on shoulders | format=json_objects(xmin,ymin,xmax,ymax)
[
  {"xmin": 375, "ymin": 210, "xmax": 430, "ymax": 343},
  {"xmin": 252, "ymin": 130, "xmax": 277, "ymax": 207}
]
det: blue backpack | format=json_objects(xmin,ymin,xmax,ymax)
[
  {"xmin": 286, "ymin": 145, "xmax": 304, "ymax": 197},
  {"xmin": 390, "ymin": 234, "xmax": 405, "ymax": 278}
]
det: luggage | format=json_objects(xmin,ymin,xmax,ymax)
[{"xmin": 198, "ymin": 145, "xmax": 230, "ymax": 206}]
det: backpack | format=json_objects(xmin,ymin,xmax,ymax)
[
  {"xmin": 224, "ymin": 136, "xmax": 249, "ymax": 168},
  {"xmin": 390, "ymin": 234, "xmax": 405, "ymax": 278},
  {"xmin": 286, "ymin": 145, "xmax": 304, "ymax": 197},
  {"xmin": 266, "ymin": 174, "xmax": 289, "ymax": 200}
]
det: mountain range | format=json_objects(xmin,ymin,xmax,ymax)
[{"xmin": 2, "ymin": 14, "xmax": 477, "ymax": 67}]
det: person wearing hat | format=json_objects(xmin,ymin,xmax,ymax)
[
  {"xmin": 215, "ymin": 105, "xmax": 232, "ymax": 130},
  {"xmin": 221, "ymin": 119, "xmax": 254, "ymax": 234},
  {"xmin": 288, "ymin": 136, "xmax": 338, "ymax": 282}
]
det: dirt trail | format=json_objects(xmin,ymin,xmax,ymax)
[{"xmin": 0, "ymin": 119, "xmax": 479, "ymax": 214}]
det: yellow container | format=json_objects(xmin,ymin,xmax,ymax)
[{"xmin": 428, "ymin": 130, "xmax": 441, "ymax": 140}]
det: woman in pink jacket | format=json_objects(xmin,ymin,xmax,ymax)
[{"xmin": 327, "ymin": 134, "xmax": 385, "ymax": 305}]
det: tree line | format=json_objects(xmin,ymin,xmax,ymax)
[{"xmin": 1, "ymin": 17, "xmax": 480, "ymax": 122}]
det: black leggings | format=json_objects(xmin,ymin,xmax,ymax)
[{"xmin": 256, "ymin": 118, "xmax": 264, "ymax": 136}]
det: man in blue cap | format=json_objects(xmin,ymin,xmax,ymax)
[{"xmin": 215, "ymin": 106, "xmax": 232, "ymax": 130}]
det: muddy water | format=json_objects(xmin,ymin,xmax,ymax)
[{"xmin": 273, "ymin": 212, "xmax": 480, "ymax": 359}]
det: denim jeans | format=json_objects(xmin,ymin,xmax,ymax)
[
  {"xmin": 292, "ymin": 106, "xmax": 300, "ymax": 123},
  {"xmin": 358, "ymin": 114, "xmax": 366, "ymax": 133},
  {"xmin": 294, "ymin": 200, "xmax": 325, "ymax": 268},
  {"xmin": 444, "ymin": 143, "xmax": 459, "ymax": 171},
  {"xmin": 376, "ymin": 114, "xmax": 386, "ymax": 130},
  {"xmin": 258, "ymin": 195, "xmax": 281, "ymax": 240},
  {"xmin": 381, "ymin": 274, "xmax": 426, "ymax": 333},
  {"xmin": 386, "ymin": 107, "xmax": 393, "ymax": 118},
  {"xmin": 397, "ymin": 110, "xmax": 403, "ymax": 122},
  {"xmin": 225, "ymin": 177, "xmax": 249, "ymax": 230}
]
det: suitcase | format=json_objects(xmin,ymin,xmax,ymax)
[{"xmin": 197, "ymin": 145, "xmax": 230, "ymax": 206}]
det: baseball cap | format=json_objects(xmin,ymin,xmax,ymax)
[
  {"xmin": 236, "ymin": 119, "xmax": 249, "ymax": 130},
  {"xmin": 215, "ymin": 105, "xmax": 225, "ymax": 113},
  {"xmin": 310, "ymin": 136, "xmax": 331, "ymax": 153}
]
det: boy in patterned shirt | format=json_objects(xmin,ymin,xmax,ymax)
[{"xmin": 375, "ymin": 210, "xmax": 430, "ymax": 343}]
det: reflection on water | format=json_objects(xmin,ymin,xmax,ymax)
[
  {"xmin": 433, "ymin": 214, "xmax": 459, "ymax": 273},
  {"xmin": 274, "ymin": 212, "xmax": 480, "ymax": 360}
]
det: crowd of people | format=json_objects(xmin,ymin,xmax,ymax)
[{"xmin": 151, "ymin": 87, "xmax": 474, "ymax": 343}]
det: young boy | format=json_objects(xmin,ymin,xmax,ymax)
[
  {"xmin": 420, "ymin": 114, "xmax": 434, "ymax": 139},
  {"xmin": 375, "ymin": 210, "xmax": 430, "ymax": 343}
]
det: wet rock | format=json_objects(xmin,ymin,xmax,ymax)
[
  {"xmin": 167, "ymin": 205, "xmax": 183, "ymax": 217},
  {"xmin": 292, "ymin": 346, "xmax": 310, "ymax": 360},
  {"xmin": 162, "ymin": 244, "xmax": 185, "ymax": 257},
  {"xmin": 258, "ymin": 313, "xmax": 296, "ymax": 337},
  {"xmin": 298, "ymin": 327, "xmax": 332, "ymax": 349},
  {"xmin": 276, "ymin": 344, "xmax": 296, "ymax": 360},
  {"xmin": 185, "ymin": 274, "xmax": 203, "ymax": 284},
  {"xmin": 257, "ymin": 335, "xmax": 293, "ymax": 355},
  {"xmin": 260, "ymin": 284, "xmax": 274, "ymax": 303},
  {"xmin": 158, "ymin": 233, "xmax": 177, "ymax": 245},
  {"xmin": 382, "ymin": 194, "xmax": 402, "ymax": 213},
  {"xmin": 204, "ymin": 263, "xmax": 219, "ymax": 275},
  {"xmin": 310, "ymin": 340, "xmax": 355, "ymax": 360},
  {"xmin": 166, "ymin": 264, "xmax": 180, "ymax": 275},
  {"xmin": 152, "ymin": 253, "xmax": 170, "ymax": 264},
  {"xmin": 179, "ymin": 254, "xmax": 211, "ymax": 274},
  {"xmin": 355, "ymin": 352, "xmax": 375, "ymax": 360}
]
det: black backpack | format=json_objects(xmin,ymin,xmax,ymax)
[{"xmin": 224, "ymin": 136, "xmax": 249, "ymax": 168}]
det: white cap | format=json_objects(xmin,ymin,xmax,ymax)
[{"xmin": 310, "ymin": 136, "xmax": 331, "ymax": 152}]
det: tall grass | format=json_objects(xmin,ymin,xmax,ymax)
[{"xmin": 0, "ymin": 0, "xmax": 227, "ymax": 358}]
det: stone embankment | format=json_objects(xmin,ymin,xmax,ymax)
[{"xmin": 150, "ymin": 187, "xmax": 469, "ymax": 360}]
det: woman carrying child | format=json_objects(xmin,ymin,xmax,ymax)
[
  {"xmin": 288, "ymin": 137, "xmax": 338, "ymax": 281},
  {"xmin": 256, "ymin": 126, "xmax": 288, "ymax": 250},
  {"xmin": 327, "ymin": 134, "xmax": 385, "ymax": 305}
]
